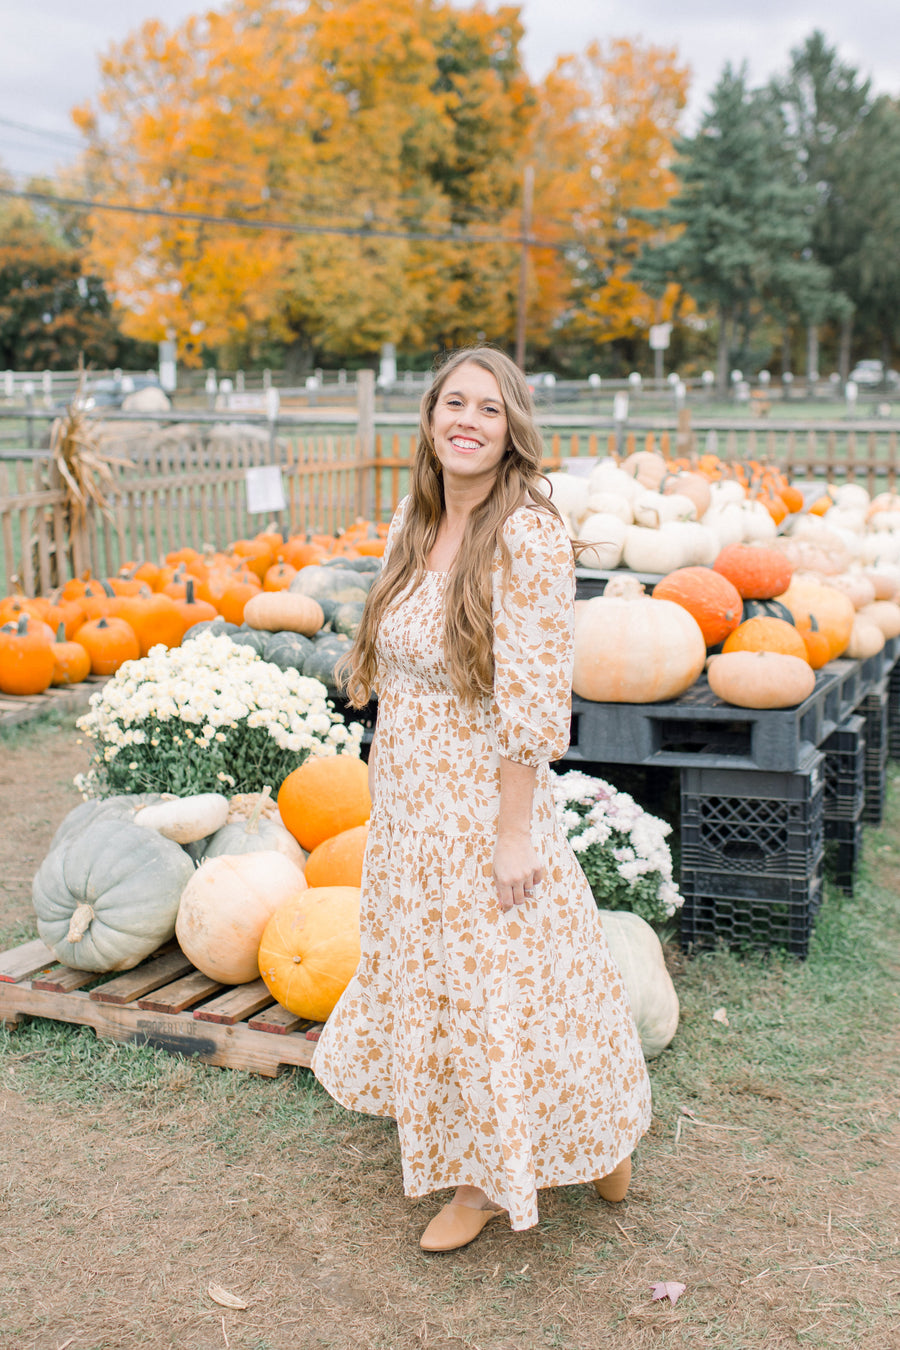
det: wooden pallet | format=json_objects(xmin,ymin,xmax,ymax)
[
  {"xmin": 0, "ymin": 675, "xmax": 109, "ymax": 729},
  {"xmin": 0, "ymin": 937, "xmax": 324, "ymax": 1076}
]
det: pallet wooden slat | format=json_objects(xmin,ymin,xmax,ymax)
[
  {"xmin": 32, "ymin": 964, "xmax": 95, "ymax": 993},
  {"xmin": 0, "ymin": 938, "xmax": 57, "ymax": 983},
  {"xmin": 90, "ymin": 946, "xmax": 193, "ymax": 1005},
  {"xmin": 137, "ymin": 969, "xmax": 222, "ymax": 1014},
  {"xmin": 193, "ymin": 979, "xmax": 275, "ymax": 1025},
  {"xmin": 248, "ymin": 1003, "xmax": 312, "ymax": 1034}
]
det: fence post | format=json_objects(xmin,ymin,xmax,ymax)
[
  {"xmin": 676, "ymin": 407, "xmax": 693, "ymax": 460},
  {"xmin": 357, "ymin": 369, "xmax": 376, "ymax": 521}
]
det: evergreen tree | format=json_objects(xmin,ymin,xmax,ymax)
[
  {"xmin": 633, "ymin": 65, "xmax": 829, "ymax": 391},
  {"xmin": 768, "ymin": 30, "xmax": 871, "ymax": 378}
]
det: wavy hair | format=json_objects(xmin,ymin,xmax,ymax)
[{"xmin": 341, "ymin": 346, "xmax": 566, "ymax": 707}]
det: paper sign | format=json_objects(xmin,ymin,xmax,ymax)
[{"xmin": 245, "ymin": 465, "xmax": 286, "ymax": 514}]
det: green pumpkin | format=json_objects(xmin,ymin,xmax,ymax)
[
  {"xmin": 289, "ymin": 564, "xmax": 371, "ymax": 612},
  {"xmin": 302, "ymin": 634, "xmax": 352, "ymax": 689},
  {"xmin": 202, "ymin": 816, "xmax": 307, "ymax": 867},
  {"xmin": 183, "ymin": 617, "xmax": 242, "ymax": 642},
  {"xmin": 332, "ymin": 601, "xmax": 366, "ymax": 639},
  {"xmin": 343, "ymin": 556, "xmax": 382, "ymax": 574},
  {"xmin": 741, "ymin": 598, "xmax": 796, "ymax": 626},
  {"xmin": 262, "ymin": 630, "xmax": 315, "ymax": 672},
  {"xmin": 48, "ymin": 795, "xmax": 165, "ymax": 853},
  {"xmin": 33, "ymin": 817, "xmax": 195, "ymax": 972},
  {"xmin": 229, "ymin": 626, "xmax": 268, "ymax": 656}
]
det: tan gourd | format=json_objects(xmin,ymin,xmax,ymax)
[
  {"xmin": 845, "ymin": 618, "xmax": 885, "ymax": 659},
  {"xmin": 707, "ymin": 650, "xmax": 816, "ymax": 709},
  {"xmin": 855, "ymin": 600, "xmax": 900, "ymax": 639},
  {"xmin": 599, "ymin": 909, "xmax": 679, "ymax": 1059},
  {"xmin": 243, "ymin": 591, "xmax": 325, "ymax": 635},
  {"xmin": 573, "ymin": 579, "xmax": 706, "ymax": 703}
]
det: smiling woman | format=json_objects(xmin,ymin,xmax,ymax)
[{"xmin": 311, "ymin": 347, "xmax": 652, "ymax": 1253}]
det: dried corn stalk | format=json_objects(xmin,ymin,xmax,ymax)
[{"xmin": 49, "ymin": 368, "xmax": 132, "ymax": 526}]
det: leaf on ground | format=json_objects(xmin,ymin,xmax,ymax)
[
  {"xmin": 208, "ymin": 1283, "xmax": 248, "ymax": 1310},
  {"xmin": 712, "ymin": 1006, "xmax": 730, "ymax": 1026},
  {"xmin": 650, "ymin": 1280, "xmax": 686, "ymax": 1306}
]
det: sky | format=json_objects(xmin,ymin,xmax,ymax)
[{"xmin": 1, "ymin": 0, "xmax": 898, "ymax": 181}]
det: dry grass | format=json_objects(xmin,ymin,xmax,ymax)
[{"xmin": 1, "ymin": 717, "xmax": 898, "ymax": 1350}]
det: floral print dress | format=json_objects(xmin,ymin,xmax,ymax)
[{"xmin": 312, "ymin": 500, "xmax": 652, "ymax": 1230}]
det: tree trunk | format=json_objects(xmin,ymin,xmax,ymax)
[
  {"xmin": 838, "ymin": 314, "xmax": 853, "ymax": 383},
  {"xmin": 806, "ymin": 324, "xmax": 819, "ymax": 394},
  {"xmin": 781, "ymin": 322, "xmax": 792, "ymax": 379},
  {"xmin": 716, "ymin": 306, "xmax": 731, "ymax": 396}
]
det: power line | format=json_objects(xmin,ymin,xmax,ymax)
[
  {"xmin": 0, "ymin": 185, "xmax": 575, "ymax": 251},
  {"xmin": 0, "ymin": 115, "xmax": 86, "ymax": 149}
]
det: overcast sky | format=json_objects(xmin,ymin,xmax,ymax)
[{"xmin": 1, "ymin": 0, "xmax": 898, "ymax": 181}]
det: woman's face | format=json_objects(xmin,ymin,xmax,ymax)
[{"xmin": 430, "ymin": 361, "xmax": 509, "ymax": 489}]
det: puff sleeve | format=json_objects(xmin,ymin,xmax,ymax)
[{"xmin": 491, "ymin": 507, "xmax": 575, "ymax": 766}]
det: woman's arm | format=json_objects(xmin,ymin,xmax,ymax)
[{"xmin": 493, "ymin": 756, "xmax": 544, "ymax": 913}]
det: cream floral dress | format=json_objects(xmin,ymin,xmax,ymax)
[{"xmin": 312, "ymin": 499, "xmax": 651, "ymax": 1230}]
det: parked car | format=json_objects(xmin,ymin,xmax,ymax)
[
  {"xmin": 55, "ymin": 374, "xmax": 163, "ymax": 413},
  {"xmin": 848, "ymin": 360, "xmax": 900, "ymax": 389}
]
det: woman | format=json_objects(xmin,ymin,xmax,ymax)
[{"xmin": 312, "ymin": 347, "xmax": 651, "ymax": 1251}]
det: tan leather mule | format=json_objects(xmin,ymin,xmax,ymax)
[
  {"xmin": 419, "ymin": 1202, "xmax": 505, "ymax": 1252},
  {"xmin": 593, "ymin": 1154, "xmax": 632, "ymax": 1203}
]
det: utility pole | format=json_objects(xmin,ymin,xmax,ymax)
[{"xmin": 514, "ymin": 164, "xmax": 534, "ymax": 371}]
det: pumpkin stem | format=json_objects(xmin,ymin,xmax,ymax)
[
  {"xmin": 185, "ymin": 578, "xmax": 196, "ymax": 604},
  {"xmin": 56, "ymin": 621, "xmax": 66, "ymax": 643},
  {"xmin": 66, "ymin": 902, "xmax": 95, "ymax": 944},
  {"xmin": 246, "ymin": 785, "xmax": 272, "ymax": 835}
]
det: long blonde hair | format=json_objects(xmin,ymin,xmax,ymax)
[{"xmin": 341, "ymin": 347, "xmax": 565, "ymax": 707}]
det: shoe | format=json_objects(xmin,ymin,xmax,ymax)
[
  {"xmin": 593, "ymin": 1155, "xmax": 632, "ymax": 1203},
  {"xmin": 419, "ymin": 1202, "xmax": 505, "ymax": 1252}
]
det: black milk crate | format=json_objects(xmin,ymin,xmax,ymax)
[
  {"xmin": 825, "ymin": 815, "xmax": 864, "ymax": 896},
  {"xmin": 859, "ymin": 681, "xmax": 888, "ymax": 825},
  {"xmin": 858, "ymin": 645, "xmax": 888, "ymax": 691},
  {"xmin": 822, "ymin": 714, "xmax": 866, "ymax": 822},
  {"xmin": 680, "ymin": 866, "xmax": 824, "ymax": 959},
  {"xmin": 888, "ymin": 661, "xmax": 900, "ymax": 761},
  {"xmin": 679, "ymin": 751, "xmax": 824, "ymax": 879},
  {"xmin": 568, "ymin": 667, "xmax": 847, "ymax": 774}
]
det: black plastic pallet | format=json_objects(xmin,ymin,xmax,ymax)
[
  {"xmin": 859, "ymin": 682, "xmax": 889, "ymax": 825},
  {"xmin": 567, "ymin": 665, "xmax": 857, "ymax": 773},
  {"xmin": 825, "ymin": 815, "xmax": 864, "ymax": 896}
]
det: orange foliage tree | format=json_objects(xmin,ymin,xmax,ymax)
[{"xmin": 544, "ymin": 38, "xmax": 691, "ymax": 350}]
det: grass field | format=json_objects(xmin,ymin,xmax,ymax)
[{"xmin": 0, "ymin": 712, "xmax": 898, "ymax": 1348}]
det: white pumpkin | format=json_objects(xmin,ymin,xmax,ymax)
[
  {"xmin": 867, "ymin": 510, "xmax": 900, "ymax": 533},
  {"xmin": 856, "ymin": 600, "xmax": 900, "ymax": 639},
  {"xmin": 823, "ymin": 506, "xmax": 867, "ymax": 534},
  {"xmin": 544, "ymin": 471, "xmax": 587, "ymax": 520},
  {"xmin": 739, "ymin": 500, "xmax": 777, "ymax": 542},
  {"xmin": 622, "ymin": 522, "xmax": 692, "ymax": 574},
  {"xmin": 831, "ymin": 482, "xmax": 870, "ymax": 513},
  {"xmin": 863, "ymin": 566, "xmax": 900, "ymax": 601},
  {"xmin": 846, "ymin": 618, "xmax": 885, "ymax": 659},
  {"xmin": 589, "ymin": 461, "xmax": 643, "ymax": 502},
  {"xmin": 134, "ymin": 793, "xmax": 229, "ymax": 844},
  {"xmin": 599, "ymin": 909, "xmax": 680, "ymax": 1059},
  {"xmin": 176, "ymin": 851, "xmax": 307, "ymax": 984},
  {"xmin": 632, "ymin": 490, "xmax": 697, "ymax": 528},
  {"xmin": 584, "ymin": 490, "xmax": 634, "ymax": 524},
  {"xmin": 708, "ymin": 479, "xmax": 747, "ymax": 507},
  {"xmin": 577, "ymin": 512, "xmax": 628, "ymax": 570},
  {"xmin": 702, "ymin": 503, "xmax": 745, "ymax": 549},
  {"xmin": 678, "ymin": 521, "xmax": 720, "ymax": 567}
]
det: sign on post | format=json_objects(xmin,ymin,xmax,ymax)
[{"xmin": 245, "ymin": 465, "xmax": 287, "ymax": 515}]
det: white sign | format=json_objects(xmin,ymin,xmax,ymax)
[
  {"xmin": 226, "ymin": 392, "xmax": 268, "ymax": 412},
  {"xmin": 245, "ymin": 465, "xmax": 287, "ymax": 514},
  {"xmin": 649, "ymin": 323, "xmax": 672, "ymax": 351}
]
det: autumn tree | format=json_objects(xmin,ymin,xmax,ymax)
[
  {"xmin": 0, "ymin": 199, "xmax": 150, "ymax": 369},
  {"xmin": 73, "ymin": 0, "xmax": 540, "ymax": 368}
]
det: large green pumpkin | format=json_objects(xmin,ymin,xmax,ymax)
[
  {"xmin": 33, "ymin": 817, "xmax": 195, "ymax": 972},
  {"xmin": 47, "ymin": 795, "xmax": 165, "ymax": 852},
  {"xmin": 289, "ymin": 565, "xmax": 371, "ymax": 622},
  {"xmin": 261, "ymin": 630, "xmax": 314, "ymax": 672}
]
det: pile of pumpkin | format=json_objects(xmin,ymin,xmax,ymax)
[
  {"xmin": 0, "ymin": 519, "xmax": 385, "ymax": 698},
  {"xmin": 558, "ymin": 452, "xmax": 900, "ymax": 709},
  {"xmin": 32, "ymin": 754, "xmax": 374, "ymax": 1023}
]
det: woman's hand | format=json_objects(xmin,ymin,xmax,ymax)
[{"xmin": 493, "ymin": 827, "xmax": 544, "ymax": 913}]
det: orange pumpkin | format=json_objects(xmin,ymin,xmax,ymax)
[
  {"xmin": 776, "ymin": 579, "xmax": 855, "ymax": 661},
  {"xmin": 50, "ymin": 622, "xmax": 91, "ymax": 686},
  {"xmin": 73, "ymin": 616, "xmax": 141, "ymax": 675},
  {"xmin": 217, "ymin": 579, "xmax": 262, "ymax": 625},
  {"xmin": 111, "ymin": 593, "xmax": 184, "ymax": 655},
  {"xmin": 722, "ymin": 616, "xmax": 810, "ymax": 662},
  {"xmin": 231, "ymin": 539, "xmax": 275, "ymax": 582},
  {"xmin": 651, "ymin": 567, "xmax": 743, "ymax": 647},
  {"xmin": 263, "ymin": 562, "xmax": 298, "ymax": 592},
  {"xmin": 778, "ymin": 482, "xmax": 805, "ymax": 515},
  {"xmin": 257, "ymin": 886, "xmax": 361, "ymax": 1021},
  {"xmin": 713, "ymin": 544, "xmax": 794, "ymax": 600},
  {"xmin": 280, "ymin": 537, "xmax": 329, "ymax": 570},
  {"xmin": 303, "ymin": 823, "xmax": 370, "ymax": 888},
  {"xmin": 278, "ymin": 756, "xmax": 372, "ymax": 852},
  {"xmin": 0, "ymin": 614, "xmax": 56, "ymax": 695},
  {"xmin": 170, "ymin": 579, "xmax": 218, "ymax": 634}
]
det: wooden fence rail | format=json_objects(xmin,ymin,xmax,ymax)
[{"xmin": 3, "ymin": 421, "xmax": 900, "ymax": 596}]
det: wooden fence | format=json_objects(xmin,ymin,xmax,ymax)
[{"xmin": 3, "ymin": 419, "xmax": 900, "ymax": 596}]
